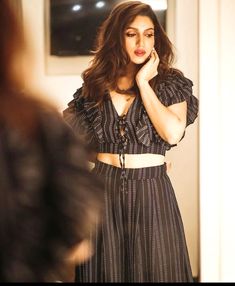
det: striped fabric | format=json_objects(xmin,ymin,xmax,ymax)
[
  {"xmin": 63, "ymin": 72, "xmax": 199, "ymax": 156},
  {"xmin": 63, "ymin": 71, "xmax": 199, "ymax": 282},
  {"xmin": 75, "ymin": 161, "xmax": 193, "ymax": 282}
]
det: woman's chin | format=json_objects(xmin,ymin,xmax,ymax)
[
  {"xmin": 132, "ymin": 58, "xmax": 147, "ymax": 65},
  {"xmin": 131, "ymin": 56, "xmax": 149, "ymax": 65}
]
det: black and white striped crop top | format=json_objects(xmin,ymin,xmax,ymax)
[{"xmin": 63, "ymin": 71, "xmax": 198, "ymax": 157}]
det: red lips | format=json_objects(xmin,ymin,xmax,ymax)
[{"xmin": 134, "ymin": 48, "xmax": 146, "ymax": 57}]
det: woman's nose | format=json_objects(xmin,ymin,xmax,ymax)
[{"xmin": 136, "ymin": 35, "xmax": 144, "ymax": 47}]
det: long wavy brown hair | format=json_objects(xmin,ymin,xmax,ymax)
[{"xmin": 82, "ymin": 0, "xmax": 179, "ymax": 105}]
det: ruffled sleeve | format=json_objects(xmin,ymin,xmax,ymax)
[
  {"xmin": 63, "ymin": 87, "xmax": 97, "ymax": 151},
  {"xmin": 157, "ymin": 72, "xmax": 199, "ymax": 127}
]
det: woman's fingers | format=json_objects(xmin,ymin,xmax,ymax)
[
  {"xmin": 152, "ymin": 48, "xmax": 159, "ymax": 62},
  {"xmin": 149, "ymin": 48, "xmax": 159, "ymax": 65}
]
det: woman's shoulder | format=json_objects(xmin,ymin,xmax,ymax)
[
  {"xmin": 72, "ymin": 86, "xmax": 83, "ymax": 100},
  {"xmin": 67, "ymin": 85, "xmax": 96, "ymax": 110},
  {"xmin": 159, "ymin": 68, "xmax": 193, "ymax": 88},
  {"xmin": 154, "ymin": 68, "xmax": 198, "ymax": 116}
]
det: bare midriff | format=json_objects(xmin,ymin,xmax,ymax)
[{"xmin": 96, "ymin": 153, "xmax": 165, "ymax": 169}]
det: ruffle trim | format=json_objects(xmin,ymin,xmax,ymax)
[
  {"xmin": 69, "ymin": 87, "xmax": 104, "ymax": 144},
  {"xmin": 157, "ymin": 72, "xmax": 199, "ymax": 126}
]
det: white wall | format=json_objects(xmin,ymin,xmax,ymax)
[
  {"xmin": 21, "ymin": 0, "xmax": 199, "ymax": 278},
  {"xmin": 199, "ymin": 0, "xmax": 235, "ymax": 282},
  {"xmin": 166, "ymin": 0, "xmax": 199, "ymax": 278}
]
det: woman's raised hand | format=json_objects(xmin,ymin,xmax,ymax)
[{"xmin": 136, "ymin": 48, "xmax": 159, "ymax": 86}]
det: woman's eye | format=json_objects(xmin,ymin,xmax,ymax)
[
  {"xmin": 145, "ymin": 34, "xmax": 154, "ymax": 38},
  {"xmin": 126, "ymin": 33, "xmax": 136, "ymax": 37}
]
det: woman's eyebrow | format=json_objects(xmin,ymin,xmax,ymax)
[{"xmin": 126, "ymin": 27, "xmax": 154, "ymax": 31}]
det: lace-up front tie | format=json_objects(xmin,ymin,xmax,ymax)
[{"xmin": 117, "ymin": 115, "xmax": 128, "ymax": 193}]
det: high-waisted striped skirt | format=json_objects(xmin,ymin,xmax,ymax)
[{"xmin": 75, "ymin": 160, "xmax": 193, "ymax": 282}]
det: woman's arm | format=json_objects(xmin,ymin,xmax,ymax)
[{"xmin": 136, "ymin": 50, "xmax": 187, "ymax": 145}]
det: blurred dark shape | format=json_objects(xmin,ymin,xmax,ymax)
[{"xmin": 0, "ymin": 0, "xmax": 103, "ymax": 282}]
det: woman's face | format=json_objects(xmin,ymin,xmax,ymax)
[{"xmin": 124, "ymin": 15, "xmax": 155, "ymax": 65}]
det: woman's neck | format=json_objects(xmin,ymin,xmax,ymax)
[{"xmin": 117, "ymin": 63, "xmax": 137, "ymax": 90}]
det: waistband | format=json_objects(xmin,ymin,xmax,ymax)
[
  {"xmin": 97, "ymin": 143, "xmax": 166, "ymax": 155},
  {"xmin": 92, "ymin": 159, "xmax": 167, "ymax": 180}
]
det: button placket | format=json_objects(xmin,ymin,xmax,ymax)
[{"xmin": 117, "ymin": 115, "xmax": 128, "ymax": 194}]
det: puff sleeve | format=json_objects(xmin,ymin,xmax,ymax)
[
  {"xmin": 157, "ymin": 72, "xmax": 199, "ymax": 127},
  {"xmin": 63, "ymin": 87, "xmax": 97, "ymax": 152}
]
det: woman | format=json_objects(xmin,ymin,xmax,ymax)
[
  {"xmin": 0, "ymin": 0, "xmax": 103, "ymax": 282},
  {"xmin": 64, "ymin": 0, "xmax": 199, "ymax": 282}
]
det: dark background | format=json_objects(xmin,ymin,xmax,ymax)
[{"xmin": 50, "ymin": 0, "xmax": 167, "ymax": 56}]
